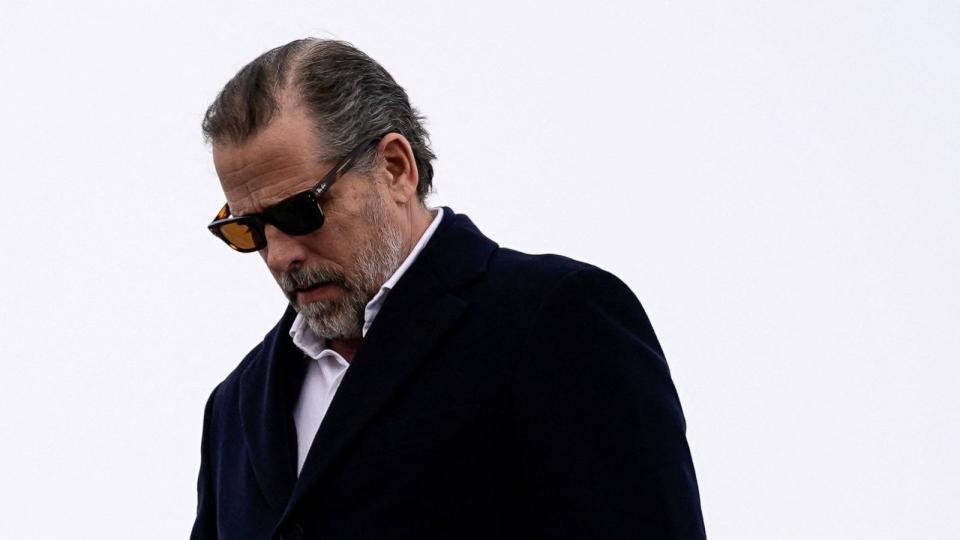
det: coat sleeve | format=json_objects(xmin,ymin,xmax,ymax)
[
  {"xmin": 190, "ymin": 385, "xmax": 220, "ymax": 540},
  {"xmin": 512, "ymin": 268, "xmax": 706, "ymax": 539}
]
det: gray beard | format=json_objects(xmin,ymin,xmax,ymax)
[{"xmin": 276, "ymin": 194, "xmax": 405, "ymax": 341}]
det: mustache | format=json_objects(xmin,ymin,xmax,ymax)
[{"xmin": 276, "ymin": 265, "xmax": 350, "ymax": 297}]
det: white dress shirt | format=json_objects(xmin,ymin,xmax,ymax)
[{"xmin": 289, "ymin": 208, "xmax": 443, "ymax": 474}]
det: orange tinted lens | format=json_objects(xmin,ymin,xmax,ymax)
[{"xmin": 220, "ymin": 222, "xmax": 258, "ymax": 251}]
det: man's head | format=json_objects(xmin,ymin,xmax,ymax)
[
  {"xmin": 204, "ymin": 39, "xmax": 436, "ymax": 341},
  {"xmin": 203, "ymin": 39, "xmax": 435, "ymax": 200}
]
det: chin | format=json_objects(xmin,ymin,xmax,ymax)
[{"xmin": 301, "ymin": 302, "xmax": 364, "ymax": 340}]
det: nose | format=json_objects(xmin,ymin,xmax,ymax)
[{"xmin": 262, "ymin": 224, "xmax": 309, "ymax": 273}]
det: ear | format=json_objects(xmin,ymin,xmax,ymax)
[{"xmin": 377, "ymin": 133, "xmax": 420, "ymax": 204}]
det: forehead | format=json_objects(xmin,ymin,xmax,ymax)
[{"xmin": 212, "ymin": 109, "xmax": 326, "ymax": 212}]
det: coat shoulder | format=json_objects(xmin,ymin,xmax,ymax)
[
  {"xmin": 204, "ymin": 306, "xmax": 289, "ymax": 409},
  {"xmin": 487, "ymin": 248, "xmax": 598, "ymax": 291},
  {"xmin": 482, "ymin": 246, "xmax": 635, "ymax": 308}
]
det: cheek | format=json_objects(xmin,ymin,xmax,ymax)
[
  {"xmin": 298, "ymin": 231, "xmax": 355, "ymax": 272},
  {"xmin": 317, "ymin": 214, "xmax": 365, "ymax": 251}
]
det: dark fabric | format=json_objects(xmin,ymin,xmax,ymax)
[{"xmin": 191, "ymin": 208, "xmax": 706, "ymax": 540}]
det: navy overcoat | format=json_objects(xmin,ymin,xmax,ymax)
[{"xmin": 191, "ymin": 208, "xmax": 706, "ymax": 539}]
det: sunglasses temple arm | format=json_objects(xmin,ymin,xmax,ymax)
[{"xmin": 212, "ymin": 203, "xmax": 231, "ymax": 221}]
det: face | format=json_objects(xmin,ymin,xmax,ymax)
[{"xmin": 213, "ymin": 108, "xmax": 404, "ymax": 340}]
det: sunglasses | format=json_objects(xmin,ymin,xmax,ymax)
[{"xmin": 208, "ymin": 137, "xmax": 382, "ymax": 252}]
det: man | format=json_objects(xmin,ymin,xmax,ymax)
[{"xmin": 192, "ymin": 38, "xmax": 705, "ymax": 540}]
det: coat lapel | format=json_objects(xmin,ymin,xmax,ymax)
[
  {"xmin": 238, "ymin": 307, "xmax": 303, "ymax": 511},
  {"xmin": 280, "ymin": 208, "xmax": 498, "ymax": 521}
]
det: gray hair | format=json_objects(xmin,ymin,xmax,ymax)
[{"xmin": 202, "ymin": 39, "xmax": 436, "ymax": 201}]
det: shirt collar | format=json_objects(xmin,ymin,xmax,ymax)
[{"xmin": 290, "ymin": 208, "xmax": 444, "ymax": 359}]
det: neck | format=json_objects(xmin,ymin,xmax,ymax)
[
  {"xmin": 401, "ymin": 203, "xmax": 435, "ymax": 258},
  {"xmin": 329, "ymin": 337, "xmax": 362, "ymax": 363}
]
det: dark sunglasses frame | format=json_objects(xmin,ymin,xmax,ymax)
[{"xmin": 208, "ymin": 137, "xmax": 383, "ymax": 252}]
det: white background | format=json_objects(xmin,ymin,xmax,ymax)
[{"xmin": 1, "ymin": 1, "xmax": 957, "ymax": 538}]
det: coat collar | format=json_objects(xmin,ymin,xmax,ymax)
[
  {"xmin": 236, "ymin": 208, "xmax": 498, "ymax": 518},
  {"xmin": 238, "ymin": 306, "xmax": 304, "ymax": 510}
]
